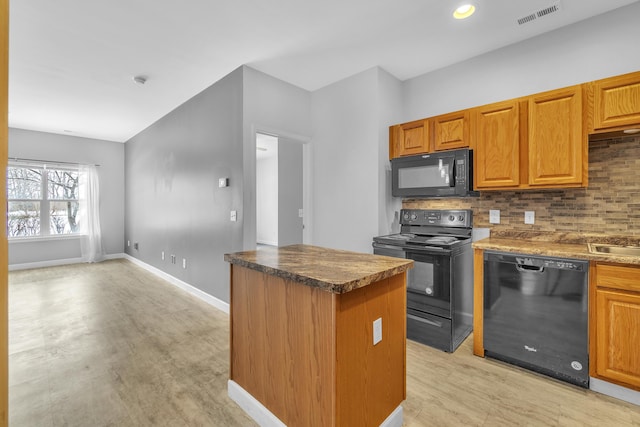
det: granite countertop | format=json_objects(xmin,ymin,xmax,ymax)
[
  {"xmin": 224, "ymin": 244, "xmax": 413, "ymax": 294},
  {"xmin": 472, "ymin": 231, "xmax": 640, "ymax": 266}
]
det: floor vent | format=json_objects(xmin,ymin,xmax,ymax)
[{"xmin": 517, "ymin": 2, "xmax": 562, "ymax": 25}]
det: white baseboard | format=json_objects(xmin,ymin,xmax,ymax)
[
  {"xmin": 228, "ymin": 380, "xmax": 286, "ymax": 427},
  {"xmin": 123, "ymin": 254, "xmax": 230, "ymax": 314},
  {"xmin": 9, "ymin": 252, "xmax": 123, "ymax": 271},
  {"xmin": 380, "ymin": 405, "xmax": 404, "ymax": 427},
  {"xmin": 228, "ymin": 379, "xmax": 403, "ymax": 427},
  {"xmin": 590, "ymin": 377, "xmax": 640, "ymax": 406}
]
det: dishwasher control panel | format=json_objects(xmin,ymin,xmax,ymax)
[{"xmin": 515, "ymin": 256, "xmax": 585, "ymax": 271}]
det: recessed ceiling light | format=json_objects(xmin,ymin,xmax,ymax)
[{"xmin": 453, "ymin": 3, "xmax": 476, "ymax": 20}]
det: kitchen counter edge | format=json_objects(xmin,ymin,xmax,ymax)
[
  {"xmin": 473, "ymin": 237, "xmax": 640, "ymax": 266},
  {"xmin": 224, "ymin": 244, "xmax": 414, "ymax": 294}
]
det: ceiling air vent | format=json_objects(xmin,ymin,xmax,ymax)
[{"xmin": 517, "ymin": 2, "xmax": 562, "ymax": 26}]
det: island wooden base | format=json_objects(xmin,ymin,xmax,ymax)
[{"xmin": 229, "ymin": 265, "xmax": 406, "ymax": 427}]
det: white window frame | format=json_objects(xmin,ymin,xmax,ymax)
[{"xmin": 7, "ymin": 161, "xmax": 83, "ymax": 240}]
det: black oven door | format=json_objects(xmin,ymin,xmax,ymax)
[{"xmin": 405, "ymin": 249, "xmax": 451, "ymax": 318}]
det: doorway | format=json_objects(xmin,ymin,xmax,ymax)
[{"xmin": 256, "ymin": 132, "xmax": 304, "ymax": 247}]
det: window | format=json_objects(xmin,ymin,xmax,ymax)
[{"xmin": 7, "ymin": 162, "xmax": 82, "ymax": 238}]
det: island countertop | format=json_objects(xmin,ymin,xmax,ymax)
[{"xmin": 224, "ymin": 244, "xmax": 413, "ymax": 294}]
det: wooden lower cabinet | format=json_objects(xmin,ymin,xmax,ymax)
[
  {"xmin": 591, "ymin": 263, "xmax": 640, "ymax": 391},
  {"xmin": 230, "ymin": 265, "xmax": 406, "ymax": 426}
]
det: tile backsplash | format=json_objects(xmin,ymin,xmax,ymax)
[{"xmin": 403, "ymin": 135, "xmax": 640, "ymax": 236}]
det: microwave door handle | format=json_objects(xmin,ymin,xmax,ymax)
[{"xmin": 448, "ymin": 160, "xmax": 455, "ymax": 187}]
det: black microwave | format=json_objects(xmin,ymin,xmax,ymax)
[{"xmin": 391, "ymin": 148, "xmax": 478, "ymax": 198}]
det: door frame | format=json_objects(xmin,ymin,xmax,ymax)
[
  {"xmin": 1, "ymin": 0, "xmax": 9, "ymax": 424},
  {"xmin": 251, "ymin": 125, "xmax": 312, "ymax": 246}
]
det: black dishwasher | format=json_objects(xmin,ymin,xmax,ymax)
[{"xmin": 483, "ymin": 251, "xmax": 589, "ymax": 387}]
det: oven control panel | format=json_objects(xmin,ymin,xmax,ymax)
[{"xmin": 400, "ymin": 209, "xmax": 472, "ymax": 227}]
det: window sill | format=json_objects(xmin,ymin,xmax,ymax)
[{"xmin": 9, "ymin": 234, "xmax": 86, "ymax": 243}]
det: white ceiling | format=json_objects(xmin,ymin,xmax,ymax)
[{"xmin": 8, "ymin": 0, "xmax": 638, "ymax": 143}]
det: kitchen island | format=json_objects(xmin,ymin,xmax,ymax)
[{"xmin": 224, "ymin": 244, "xmax": 413, "ymax": 427}]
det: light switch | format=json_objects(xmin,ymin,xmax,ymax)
[
  {"xmin": 230, "ymin": 210, "xmax": 237, "ymax": 222},
  {"xmin": 218, "ymin": 178, "xmax": 229, "ymax": 188},
  {"xmin": 525, "ymin": 211, "xmax": 535, "ymax": 225},
  {"xmin": 373, "ymin": 318, "xmax": 382, "ymax": 345},
  {"xmin": 489, "ymin": 210, "xmax": 500, "ymax": 224}
]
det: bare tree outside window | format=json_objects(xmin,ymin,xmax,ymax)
[
  {"xmin": 48, "ymin": 169, "xmax": 80, "ymax": 234},
  {"xmin": 7, "ymin": 164, "xmax": 81, "ymax": 237}
]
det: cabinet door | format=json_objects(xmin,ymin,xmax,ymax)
[
  {"xmin": 473, "ymin": 100, "xmax": 521, "ymax": 189},
  {"xmin": 592, "ymin": 71, "xmax": 640, "ymax": 131},
  {"xmin": 395, "ymin": 119, "xmax": 430, "ymax": 157},
  {"xmin": 433, "ymin": 110, "xmax": 469, "ymax": 151},
  {"xmin": 595, "ymin": 289, "xmax": 640, "ymax": 389},
  {"xmin": 528, "ymin": 86, "xmax": 585, "ymax": 186}
]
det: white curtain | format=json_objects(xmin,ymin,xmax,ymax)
[{"xmin": 79, "ymin": 164, "xmax": 105, "ymax": 262}]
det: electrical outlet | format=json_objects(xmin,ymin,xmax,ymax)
[
  {"xmin": 127, "ymin": 240, "xmax": 130, "ymax": 247},
  {"xmin": 373, "ymin": 318, "xmax": 382, "ymax": 345},
  {"xmin": 489, "ymin": 210, "xmax": 500, "ymax": 224},
  {"xmin": 182, "ymin": 258, "xmax": 187, "ymax": 269},
  {"xmin": 298, "ymin": 208, "xmax": 303, "ymax": 218},
  {"xmin": 525, "ymin": 211, "xmax": 535, "ymax": 225},
  {"xmin": 161, "ymin": 251, "xmax": 165, "ymax": 261},
  {"xmin": 218, "ymin": 177, "xmax": 228, "ymax": 188}
]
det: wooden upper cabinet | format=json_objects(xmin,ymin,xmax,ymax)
[
  {"xmin": 473, "ymin": 100, "xmax": 521, "ymax": 189},
  {"xmin": 391, "ymin": 119, "xmax": 431, "ymax": 157},
  {"xmin": 590, "ymin": 71, "xmax": 640, "ymax": 132},
  {"xmin": 528, "ymin": 85, "xmax": 585, "ymax": 186},
  {"xmin": 433, "ymin": 110, "xmax": 470, "ymax": 151}
]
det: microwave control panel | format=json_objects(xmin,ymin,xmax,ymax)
[{"xmin": 455, "ymin": 159, "xmax": 467, "ymax": 187}]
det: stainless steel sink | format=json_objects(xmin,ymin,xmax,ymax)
[{"xmin": 588, "ymin": 243, "xmax": 640, "ymax": 257}]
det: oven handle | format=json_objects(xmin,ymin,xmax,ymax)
[
  {"xmin": 407, "ymin": 313, "xmax": 443, "ymax": 328},
  {"xmin": 405, "ymin": 247, "xmax": 452, "ymax": 257}
]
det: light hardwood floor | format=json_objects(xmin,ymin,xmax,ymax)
[{"xmin": 9, "ymin": 260, "xmax": 640, "ymax": 426}]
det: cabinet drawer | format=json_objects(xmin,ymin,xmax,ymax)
[{"xmin": 596, "ymin": 263, "xmax": 640, "ymax": 292}]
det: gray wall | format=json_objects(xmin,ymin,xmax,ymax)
[
  {"xmin": 8, "ymin": 128, "xmax": 125, "ymax": 265},
  {"xmin": 125, "ymin": 66, "xmax": 312, "ymax": 303},
  {"xmin": 310, "ymin": 67, "xmax": 404, "ymax": 253},
  {"xmin": 125, "ymin": 67, "xmax": 244, "ymax": 302},
  {"xmin": 278, "ymin": 138, "xmax": 303, "ymax": 246},
  {"xmin": 241, "ymin": 66, "xmax": 312, "ymax": 250},
  {"xmin": 403, "ymin": 2, "xmax": 640, "ymax": 121}
]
